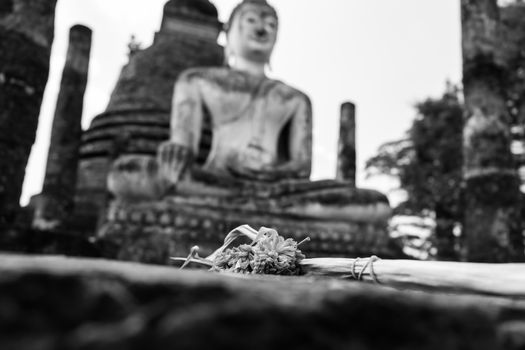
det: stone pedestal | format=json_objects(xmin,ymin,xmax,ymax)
[{"xmin": 98, "ymin": 177, "xmax": 396, "ymax": 264}]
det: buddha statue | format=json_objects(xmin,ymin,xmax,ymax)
[
  {"xmin": 105, "ymin": 0, "xmax": 392, "ymax": 260},
  {"xmin": 158, "ymin": 0, "xmax": 310, "ymax": 185}
]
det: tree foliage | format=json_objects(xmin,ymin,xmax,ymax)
[
  {"xmin": 366, "ymin": 87, "xmax": 464, "ymax": 259},
  {"xmin": 366, "ymin": 87, "xmax": 464, "ymax": 220}
]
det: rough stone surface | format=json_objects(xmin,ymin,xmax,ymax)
[
  {"xmin": 0, "ymin": 0, "xmax": 57, "ymax": 225},
  {"xmin": 1, "ymin": 254, "xmax": 524, "ymax": 350},
  {"xmin": 35, "ymin": 25, "xmax": 92, "ymax": 228},
  {"xmin": 0, "ymin": 224, "xmax": 100, "ymax": 257}
]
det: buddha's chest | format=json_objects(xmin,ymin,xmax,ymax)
[{"xmin": 200, "ymin": 81, "xmax": 298, "ymax": 130}]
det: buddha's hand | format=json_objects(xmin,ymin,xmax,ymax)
[
  {"xmin": 157, "ymin": 141, "xmax": 193, "ymax": 185},
  {"xmin": 226, "ymin": 149, "xmax": 274, "ymax": 181}
]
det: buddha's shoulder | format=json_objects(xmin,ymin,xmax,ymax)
[
  {"xmin": 176, "ymin": 68, "xmax": 311, "ymax": 104},
  {"xmin": 268, "ymin": 79, "xmax": 311, "ymax": 104},
  {"xmin": 177, "ymin": 67, "xmax": 254, "ymax": 89},
  {"xmin": 176, "ymin": 67, "xmax": 225, "ymax": 82}
]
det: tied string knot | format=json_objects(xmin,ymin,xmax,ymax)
[{"xmin": 348, "ymin": 256, "xmax": 381, "ymax": 283}]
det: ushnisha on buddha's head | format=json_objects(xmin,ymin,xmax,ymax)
[{"xmin": 224, "ymin": 0, "xmax": 278, "ymax": 66}]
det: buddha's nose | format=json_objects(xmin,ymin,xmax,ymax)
[{"xmin": 256, "ymin": 28, "xmax": 267, "ymax": 37}]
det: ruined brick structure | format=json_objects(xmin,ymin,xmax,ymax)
[
  {"xmin": 0, "ymin": 0, "xmax": 57, "ymax": 225},
  {"xmin": 337, "ymin": 102, "xmax": 357, "ymax": 183},
  {"xmin": 461, "ymin": 0, "xmax": 524, "ymax": 262},
  {"xmin": 74, "ymin": 0, "xmax": 224, "ymax": 225},
  {"xmin": 33, "ymin": 25, "xmax": 92, "ymax": 230}
]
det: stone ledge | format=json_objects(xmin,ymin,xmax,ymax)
[{"xmin": 0, "ymin": 254, "xmax": 524, "ymax": 350}]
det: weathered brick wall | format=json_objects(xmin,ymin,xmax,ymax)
[
  {"xmin": 0, "ymin": 0, "xmax": 57, "ymax": 225},
  {"xmin": 38, "ymin": 25, "xmax": 92, "ymax": 226},
  {"xmin": 75, "ymin": 4, "xmax": 224, "ymax": 221}
]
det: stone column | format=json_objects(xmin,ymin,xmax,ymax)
[
  {"xmin": 36, "ymin": 25, "xmax": 92, "ymax": 228},
  {"xmin": 0, "ymin": 0, "xmax": 57, "ymax": 226},
  {"xmin": 461, "ymin": 0, "xmax": 524, "ymax": 262},
  {"xmin": 336, "ymin": 102, "xmax": 356, "ymax": 185}
]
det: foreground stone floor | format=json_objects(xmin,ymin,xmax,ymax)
[{"xmin": 0, "ymin": 254, "xmax": 524, "ymax": 350}]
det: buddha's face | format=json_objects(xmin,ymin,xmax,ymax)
[{"xmin": 227, "ymin": 3, "xmax": 278, "ymax": 64}]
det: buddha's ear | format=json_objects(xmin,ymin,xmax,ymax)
[
  {"xmin": 265, "ymin": 61, "xmax": 272, "ymax": 72},
  {"xmin": 223, "ymin": 45, "xmax": 229, "ymax": 66},
  {"xmin": 224, "ymin": 45, "xmax": 235, "ymax": 67}
]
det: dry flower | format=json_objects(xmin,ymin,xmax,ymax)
[{"xmin": 173, "ymin": 225, "xmax": 309, "ymax": 276}]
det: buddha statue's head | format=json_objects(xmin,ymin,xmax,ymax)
[{"xmin": 224, "ymin": 0, "xmax": 278, "ymax": 65}]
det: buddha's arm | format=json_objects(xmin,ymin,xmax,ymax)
[
  {"xmin": 236, "ymin": 94, "xmax": 312, "ymax": 181},
  {"xmin": 169, "ymin": 72, "xmax": 204, "ymax": 152},
  {"xmin": 259, "ymin": 94, "xmax": 312, "ymax": 179},
  {"xmin": 284, "ymin": 94, "xmax": 313, "ymax": 178},
  {"xmin": 158, "ymin": 72, "xmax": 203, "ymax": 184}
]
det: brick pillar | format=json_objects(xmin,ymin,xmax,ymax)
[
  {"xmin": 0, "ymin": 0, "xmax": 57, "ymax": 226},
  {"xmin": 336, "ymin": 102, "xmax": 356, "ymax": 185},
  {"xmin": 36, "ymin": 25, "xmax": 92, "ymax": 229},
  {"xmin": 461, "ymin": 0, "xmax": 524, "ymax": 262}
]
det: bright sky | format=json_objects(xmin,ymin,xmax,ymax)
[{"xmin": 21, "ymin": 0, "xmax": 462, "ymax": 205}]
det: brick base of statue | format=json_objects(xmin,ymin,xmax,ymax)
[{"xmin": 98, "ymin": 178, "xmax": 397, "ymax": 264}]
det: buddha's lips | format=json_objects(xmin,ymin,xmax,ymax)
[{"xmin": 250, "ymin": 35, "xmax": 270, "ymax": 43}]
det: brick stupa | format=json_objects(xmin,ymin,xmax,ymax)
[{"xmin": 75, "ymin": 0, "xmax": 224, "ymax": 225}]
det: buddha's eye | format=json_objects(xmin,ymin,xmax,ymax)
[
  {"xmin": 245, "ymin": 14, "xmax": 257, "ymax": 24},
  {"xmin": 265, "ymin": 18, "xmax": 277, "ymax": 30}
]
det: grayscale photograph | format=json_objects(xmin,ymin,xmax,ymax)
[{"xmin": 0, "ymin": 0, "xmax": 524, "ymax": 349}]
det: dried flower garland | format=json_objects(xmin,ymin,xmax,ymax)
[
  {"xmin": 171, "ymin": 225, "xmax": 525, "ymax": 297},
  {"xmin": 172, "ymin": 225, "xmax": 309, "ymax": 275}
]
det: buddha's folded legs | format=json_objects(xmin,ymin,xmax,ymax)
[
  {"xmin": 175, "ymin": 180, "xmax": 391, "ymax": 223},
  {"xmin": 108, "ymin": 155, "xmax": 391, "ymax": 224}
]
